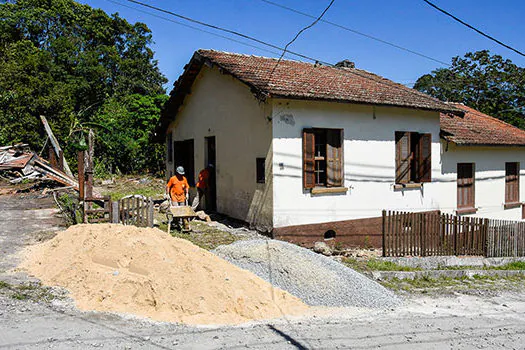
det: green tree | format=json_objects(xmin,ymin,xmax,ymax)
[
  {"xmin": 0, "ymin": 0, "xmax": 167, "ymax": 172},
  {"xmin": 414, "ymin": 50, "xmax": 525, "ymax": 128},
  {"xmin": 93, "ymin": 94, "xmax": 168, "ymax": 174}
]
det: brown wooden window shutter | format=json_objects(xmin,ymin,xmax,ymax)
[
  {"xmin": 458, "ymin": 163, "xmax": 474, "ymax": 209},
  {"xmin": 395, "ymin": 131, "xmax": 411, "ymax": 184},
  {"xmin": 505, "ymin": 162, "xmax": 519, "ymax": 204},
  {"xmin": 326, "ymin": 129, "xmax": 343, "ymax": 187},
  {"xmin": 303, "ymin": 129, "xmax": 316, "ymax": 189},
  {"xmin": 418, "ymin": 133, "xmax": 432, "ymax": 183}
]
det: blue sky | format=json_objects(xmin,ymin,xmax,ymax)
[{"xmin": 80, "ymin": 0, "xmax": 525, "ymax": 91}]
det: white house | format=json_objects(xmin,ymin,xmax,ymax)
[{"xmin": 157, "ymin": 50, "xmax": 525, "ymax": 248}]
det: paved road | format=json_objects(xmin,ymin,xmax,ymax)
[{"xmin": 1, "ymin": 292, "xmax": 524, "ymax": 349}]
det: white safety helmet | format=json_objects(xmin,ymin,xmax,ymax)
[{"xmin": 176, "ymin": 166, "xmax": 185, "ymax": 175}]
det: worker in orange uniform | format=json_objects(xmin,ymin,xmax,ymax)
[
  {"xmin": 166, "ymin": 166, "xmax": 190, "ymax": 229},
  {"xmin": 192, "ymin": 164, "xmax": 213, "ymax": 211}
]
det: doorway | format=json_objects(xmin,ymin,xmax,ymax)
[
  {"xmin": 173, "ymin": 139, "xmax": 195, "ymax": 186},
  {"xmin": 205, "ymin": 136, "xmax": 217, "ymax": 211}
]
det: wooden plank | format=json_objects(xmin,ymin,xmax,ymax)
[
  {"xmin": 382, "ymin": 210, "xmax": 386, "ymax": 257},
  {"xmin": 408, "ymin": 212, "xmax": 413, "ymax": 256},
  {"xmin": 386, "ymin": 210, "xmax": 392, "ymax": 256},
  {"xmin": 395, "ymin": 211, "xmax": 401, "ymax": 257},
  {"xmin": 40, "ymin": 115, "xmax": 74, "ymax": 178},
  {"xmin": 405, "ymin": 212, "xmax": 409, "ymax": 256},
  {"xmin": 141, "ymin": 198, "xmax": 146, "ymax": 227},
  {"xmin": 111, "ymin": 201, "xmax": 119, "ymax": 224},
  {"xmin": 84, "ymin": 208, "xmax": 109, "ymax": 214},
  {"xmin": 148, "ymin": 198, "xmax": 154, "ymax": 228}
]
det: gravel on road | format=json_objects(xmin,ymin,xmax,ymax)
[{"xmin": 214, "ymin": 239, "xmax": 401, "ymax": 308}]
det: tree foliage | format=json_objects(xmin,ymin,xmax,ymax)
[
  {"xmin": 0, "ymin": 0, "xmax": 167, "ymax": 173},
  {"xmin": 414, "ymin": 50, "xmax": 525, "ymax": 128}
]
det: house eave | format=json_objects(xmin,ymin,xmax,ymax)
[{"xmin": 271, "ymin": 94, "xmax": 463, "ymax": 115}]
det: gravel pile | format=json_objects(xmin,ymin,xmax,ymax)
[{"xmin": 213, "ymin": 239, "xmax": 401, "ymax": 308}]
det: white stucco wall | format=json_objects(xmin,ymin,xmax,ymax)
[
  {"xmin": 272, "ymin": 99, "xmax": 525, "ymax": 228},
  {"xmin": 441, "ymin": 143, "xmax": 525, "ymax": 219},
  {"xmin": 166, "ymin": 66, "xmax": 273, "ymax": 231}
]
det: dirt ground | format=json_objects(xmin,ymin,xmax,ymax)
[{"xmin": 1, "ymin": 188, "xmax": 525, "ymax": 349}]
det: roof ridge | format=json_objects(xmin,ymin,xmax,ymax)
[{"xmin": 197, "ymin": 49, "xmax": 305, "ymax": 64}]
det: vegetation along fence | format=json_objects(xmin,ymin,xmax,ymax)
[{"xmin": 382, "ymin": 210, "xmax": 525, "ymax": 258}]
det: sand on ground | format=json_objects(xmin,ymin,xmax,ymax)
[{"xmin": 19, "ymin": 224, "xmax": 308, "ymax": 325}]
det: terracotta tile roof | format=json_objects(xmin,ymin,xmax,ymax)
[
  {"xmin": 440, "ymin": 103, "xmax": 525, "ymax": 146},
  {"xmin": 195, "ymin": 50, "xmax": 459, "ymax": 113}
]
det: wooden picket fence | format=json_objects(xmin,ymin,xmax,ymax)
[
  {"xmin": 82, "ymin": 195, "xmax": 154, "ymax": 227},
  {"xmin": 382, "ymin": 210, "xmax": 525, "ymax": 257},
  {"xmin": 486, "ymin": 220, "xmax": 525, "ymax": 257},
  {"xmin": 118, "ymin": 195, "xmax": 154, "ymax": 227}
]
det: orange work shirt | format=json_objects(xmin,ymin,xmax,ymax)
[
  {"xmin": 166, "ymin": 175, "xmax": 189, "ymax": 202},
  {"xmin": 196, "ymin": 168, "xmax": 210, "ymax": 189}
]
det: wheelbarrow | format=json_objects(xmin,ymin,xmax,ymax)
[{"xmin": 166, "ymin": 202, "xmax": 198, "ymax": 234}]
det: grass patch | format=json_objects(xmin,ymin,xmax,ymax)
[
  {"xmin": 167, "ymin": 221, "xmax": 243, "ymax": 251},
  {"xmin": 342, "ymin": 258, "xmax": 370, "ymax": 273},
  {"xmin": 342, "ymin": 258, "xmax": 421, "ymax": 273},
  {"xmin": 100, "ymin": 176, "xmax": 165, "ymax": 201},
  {"xmin": 0, "ymin": 281, "xmax": 57, "ymax": 302},
  {"xmin": 11, "ymin": 292, "xmax": 28, "ymax": 300},
  {"xmin": 489, "ymin": 261, "xmax": 525, "ymax": 270},
  {"xmin": 437, "ymin": 261, "xmax": 525, "ymax": 271},
  {"xmin": 381, "ymin": 274, "xmax": 525, "ymax": 295},
  {"xmin": 367, "ymin": 259, "xmax": 421, "ymax": 271}
]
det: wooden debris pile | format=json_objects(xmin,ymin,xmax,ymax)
[{"xmin": 0, "ymin": 144, "xmax": 78, "ymax": 189}]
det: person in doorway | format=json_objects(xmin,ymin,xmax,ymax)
[
  {"xmin": 192, "ymin": 164, "xmax": 213, "ymax": 211},
  {"xmin": 166, "ymin": 166, "xmax": 190, "ymax": 229}
]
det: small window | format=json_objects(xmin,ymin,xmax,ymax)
[
  {"xmin": 395, "ymin": 131, "xmax": 431, "ymax": 184},
  {"xmin": 505, "ymin": 162, "xmax": 520, "ymax": 205},
  {"xmin": 457, "ymin": 163, "xmax": 475, "ymax": 210},
  {"xmin": 256, "ymin": 158, "xmax": 265, "ymax": 183},
  {"xmin": 303, "ymin": 128, "xmax": 343, "ymax": 189},
  {"xmin": 167, "ymin": 133, "xmax": 173, "ymax": 163}
]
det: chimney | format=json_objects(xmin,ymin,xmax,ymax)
[{"xmin": 335, "ymin": 60, "xmax": 355, "ymax": 68}]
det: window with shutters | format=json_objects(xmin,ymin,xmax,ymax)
[
  {"xmin": 505, "ymin": 162, "xmax": 520, "ymax": 208},
  {"xmin": 303, "ymin": 128, "xmax": 343, "ymax": 189},
  {"xmin": 457, "ymin": 163, "xmax": 475, "ymax": 212},
  {"xmin": 395, "ymin": 131, "xmax": 432, "ymax": 184}
]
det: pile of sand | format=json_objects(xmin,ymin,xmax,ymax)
[{"xmin": 20, "ymin": 224, "xmax": 308, "ymax": 325}]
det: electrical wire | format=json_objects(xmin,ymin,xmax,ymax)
[
  {"xmin": 116, "ymin": 0, "xmax": 452, "ymax": 107},
  {"xmin": 256, "ymin": 0, "xmax": 451, "ymax": 66},
  {"xmin": 107, "ymin": 0, "xmax": 284, "ymax": 57},
  {"xmin": 273, "ymin": 0, "xmax": 335, "ymax": 70},
  {"xmin": 422, "ymin": 0, "xmax": 525, "ymax": 57},
  {"xmin": 124, "ymin": 0, "xmax": 327, "ymax": 64}
]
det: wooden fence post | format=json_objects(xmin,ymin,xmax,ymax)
[
  {"xmin": 148, "ymin": 198, "xmax": 154, "ymax": 228},
  {"xmin": 382, "ymin": 210, "xmax": 386, "ymax": 257},
  {"xmin": 111, "ymin": 201, "xmax": 119, "ymax": 224}
]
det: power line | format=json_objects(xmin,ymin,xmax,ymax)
[
  {"xmin": 276, "ymin": 0, "xmax": 335, "ymax": 64},
  {"xmin": 256, "ymin": 0, "xmax": 450, "ymax": 66},
  {"xmin": 124, "ymin": 0, "xmax": 327, "ymax": 64},
  {"xmin": 107, "ymin": 0, "xmax": 284, "ymax": 58},
  {"xmin": 422, "ymin": 0, "xmax": 525, "ymax": 57},
  {"xmin": 271, "ymin": 0, "xmax": 335, "ymax": 76},
  {"xmin": 116, "ymin": 0, "xmax": 455, "ymax": 105}
]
